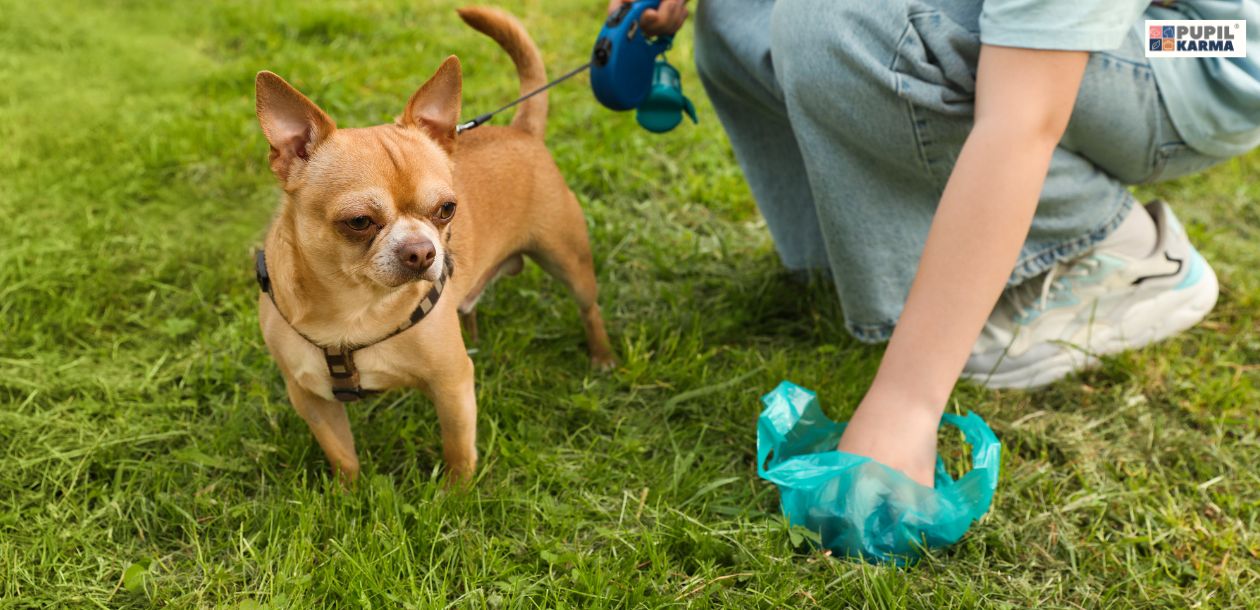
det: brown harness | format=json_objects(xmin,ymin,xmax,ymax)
[{"xmin": 255, "ymin": 249, "xmax": 452, "ymax": 402}]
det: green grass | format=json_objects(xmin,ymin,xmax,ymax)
[{"xmin": 2, "ymin": 0, "xmax": 1258, "ymax": 607}]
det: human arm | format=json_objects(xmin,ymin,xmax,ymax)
[{"xmin": 836, "ymin": 45, "xmax": 1090, "ymax": 485}]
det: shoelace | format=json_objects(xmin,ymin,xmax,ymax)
[{"xmin": 1006, "ymin": 255, "xmax": 1103, "ymax": 319}]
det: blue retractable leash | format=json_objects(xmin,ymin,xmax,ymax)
[
  {"xmin": 457, "ymin": 0, "xmax": 696, "ymax": 135},
  {"xmin": 591, "ymin": 0, "xmax": 697, "ymax": 131}
]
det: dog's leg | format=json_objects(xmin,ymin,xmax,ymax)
[
  {"xmin": 420, "ymin": 344, "xmax": 479, "ymax": 484},
  {"xmin": 284, "ymin": 376, "xmax": 360, "ymax": 483},
  {"xmin": 457, "ymin": 254, "xmax": 524, "ymax": 345},
  {"xmin": 528, "ymin": 192, "xmax": 616, "ymax": 369},
  {"xmin": 459, "ymin": 309, "xmax": 479, "ymax": 344}
]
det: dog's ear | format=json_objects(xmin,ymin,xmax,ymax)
[
  {"xmin": 402, "ymin": 56, "xmax": 462, "ymax": 153},
  {"xmin": 255, "ymin": 71, "xmax": 337, "ymax": 182}
]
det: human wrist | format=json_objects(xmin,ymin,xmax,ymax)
[{"xmin": 862, "ymin": 373, "xmax": 949, "ymax": 420}]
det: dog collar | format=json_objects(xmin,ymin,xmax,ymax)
[{"xmin": 254, "ymin": 249, "xmax": 453, "ymax": 402}]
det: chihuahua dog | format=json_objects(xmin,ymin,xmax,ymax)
[{"xmin": 254, "ymin": 6, "xmax": 615, "ymax": 484}]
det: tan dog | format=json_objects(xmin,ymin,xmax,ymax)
[{"xmin": 253, "ymin": 6, "xmax": 615, "ymax": 484}]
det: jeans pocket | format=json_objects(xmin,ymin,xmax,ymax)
[
  {"xmin": 893, "ymin": 10, "xmax": 980, "ymax": 182},
  {"xmin": 892, "ymin": 10, "xmax": 978, "ymax": 116},
  {"xmin": 1143, "ymin": 142, "xmax": 1228, "ymax": 184}
]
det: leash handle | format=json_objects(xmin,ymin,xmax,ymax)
[
  {"xmin": 590, "ymin": 0, "xmax": 673, "ymax": 111},
  {"xmin": 460, "ymin": 1, "xmax": 689, "ymax": 134}
]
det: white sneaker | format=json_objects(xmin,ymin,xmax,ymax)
[{"xmin": 963, "ymin": 201, "xmax": 1219, "ymax": 389}]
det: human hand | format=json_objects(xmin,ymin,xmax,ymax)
[
  {"xmin": 835, "ymin": 388, "xmax": 941, "ymax": 487},
  {"xmin": 606, "ymin": 0, "xmax": 689, "ymax": 37}
]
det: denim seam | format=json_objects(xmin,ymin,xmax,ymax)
[
  {"xmin": 887, "ymin": 14, "xmax": 923, "ymax": 72},
  {"xmin": 892, "ymin": 10, "xmax": 967, "ymax": 184},
  {"xmin": 846, "ymin": 317, "xmax": 898, "ymax": 344},
  {"xmin": 906, "ymin": 100, "xmax": 934, "ymax": 177},
  {"xmin": 893, "ymin": 12, "xmax": 944, "ymax": 180},
  {"xmin": 1093, "ymin": 52, "xmax": 1153, "ymax": 72}
]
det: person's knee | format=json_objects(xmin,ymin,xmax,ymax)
[
  {"xmin": 693, "ymin": 0, "xmax": 752, "ymax": 86},
  {"xmin": 769, "ymin": 0, "xmax": 879, "ymax": 96}
]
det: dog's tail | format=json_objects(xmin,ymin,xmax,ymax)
[{"xmin": 457, "ymin": 6, "xmax": 547, "ymax": 138}]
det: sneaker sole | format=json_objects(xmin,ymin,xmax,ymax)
[{"xmin": 965, "ymin": 251, "xmax": 1219, "ymax": 390}]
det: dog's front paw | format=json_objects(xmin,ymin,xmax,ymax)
[
  {"xmin": 590, "ymin": 351, "xmax": 618, "ymax": 372},
  {"xmin": 331, "ymin": 458, "xmax": 361, "ymax": 488},
  {"xmin": 443, "ymin": 456, "xmax": 477, "ymax": 489}
]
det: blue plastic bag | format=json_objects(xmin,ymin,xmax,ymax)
[{"xmin": 757, "ymin": 381, "xmax": 1001, "ymax": 565}]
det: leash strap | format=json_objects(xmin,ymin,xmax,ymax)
[
  {"xmin": 255, "ymin": 249, "xmax": 452, "ymax": 402},
  {"xmin": 456, "ymin": 61, "xmax": 592, "ymax": 134}
]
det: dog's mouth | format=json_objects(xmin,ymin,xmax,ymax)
[{"xmin": 413, "ymin": 252, "xmax": 446, "ymax": 283}]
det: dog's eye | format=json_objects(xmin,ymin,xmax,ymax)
[
  {"xmin": 345, "ymin": 216, "xmax": 373, "ymax": 231},
  {"xmin": 437, "ymin": 202, "xmax": 457, "ymax": 221}
]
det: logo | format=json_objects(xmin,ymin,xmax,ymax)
[{"xmin": 1146, "ymin": 20, "xmax": 1247, "ymax": 57}]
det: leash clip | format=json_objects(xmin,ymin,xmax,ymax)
[{"xmin": 456, "ymin": 113, "xmax": 492, "ymax": 134}]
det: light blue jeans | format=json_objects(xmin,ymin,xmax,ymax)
[{"xmin": 694, "ymin": 0, "xmax": 1228, "ymax": 342}]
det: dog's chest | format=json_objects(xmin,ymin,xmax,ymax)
[{"xmin": 285, "ymin": 339, "xmax": 423, "ymax": 400}]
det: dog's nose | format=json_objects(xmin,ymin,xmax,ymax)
[{"xmin": 398, "ymin": 240, "xmax": 436, "ymax": 273}]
